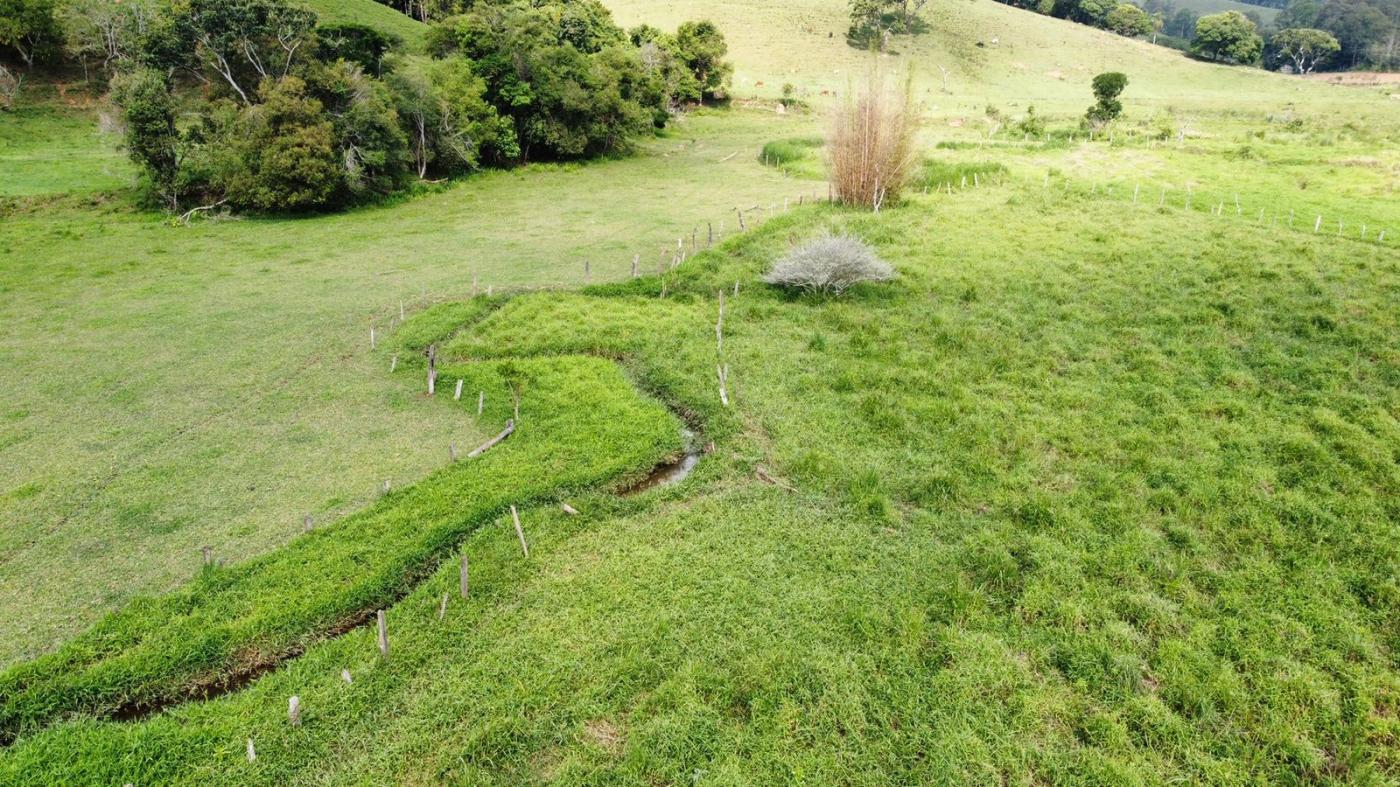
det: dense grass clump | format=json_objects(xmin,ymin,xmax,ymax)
[{"xmin": 911, "ymin": 158, "xmax": 1009, "ymax": 190}]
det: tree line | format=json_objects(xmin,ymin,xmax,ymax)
[{"xmin": 0, "ymin": 0, "xmax": 733, "ymax": 212}]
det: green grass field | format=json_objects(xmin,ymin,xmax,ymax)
[{"xmin": 0, "ymin": 0, "xmax": 1397, "ymax": 780}]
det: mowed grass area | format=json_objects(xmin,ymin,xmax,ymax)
[
  {"xmin": 0, "ymin": 83, "xmax": 133, "ymax": 197},
  {"xmin": 3, "ymin": 166, "xmax": 1396, "ymax": 782},
  {"xmin": 0, "ymin": 108, "xmax": 808, "ymax": 665}
]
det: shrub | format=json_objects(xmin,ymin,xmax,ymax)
[
  {"xmin": 827, "ymin": 69, "xmax": 920, "ymax": 211},
  {"xmin": 1085, "ymin": 71, "xmax": 1128, "ymax": 127},
  {"xmin": 763, "ymin": 233, "xmax": 895, "ymax": 295},
  {"xmin": 0, "ymin": 63, "xmax": 20, "ymax": 111}
]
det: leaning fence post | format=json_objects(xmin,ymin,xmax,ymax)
[
  {"xmin": 716, "ymin": 290, "xmax": 725, "ymax": 355},
  {"xmin": 390, "ymin": 355, "xmax": 397, "ymax": 373},
  {"xmin": 477, "ymin": 390, "xmax": 484, "ymax": 415},
  {"xmin": 377, "ymin": 610, "xmax": 389, "ymax": 657},
  {"xmin": 454, "ymin": 379, "xmax": 463, "ymax": 401},
  {"xmin": 437, "ymin": 592, "xmax": 448, "ymax": 622},
  {"xmin": 511, "ymin": 504, "xmax": 528, "ymax": 557},
  {"xmin": 370, "ymin": 326, "xmax": 376, "ymax": 350},
  {"xmin": 288, "ymin": 696, "xmax": 301, "ymax": 727},
  {"xmin": 717, "ymin": 364, "xmax": 729, "ymax": 407},
  {"xmin": 247, "ymin": 738, "xmax": 256, "ymax": 762},
  {"xmin": 449, "ymin": 443, "xmax": 457, "ymax": 462},
  {"xmin": 1315, "ymin": 215, "xmax": 1322, "ymax": 233}
]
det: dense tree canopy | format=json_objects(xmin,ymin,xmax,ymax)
[
  {"xmin": 0, "ymin": 0, "xmax": 60, "ymax": 67},
  {"xmin": 81, "ymin": 0, "xmax": 732, "ymax": 212},
  {"xmin": 1192, "ymin": 11, "xmax": 1263, "ymax": 63},
  {"xmin": 1269, "ymin": 26, "xmax": 1341, "ymax": 72},
  {"xmin": 1105, "ymin": 3, "xmax": 1155, "ymax": 36}
]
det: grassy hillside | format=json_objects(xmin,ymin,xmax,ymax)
[
  {"xmin": 609, "ymin": 0, "xmax": 1359, "ymax": 113},
  {"xmin": 301, "ymin": 0, "xmax": 427, "ymax": 49}
]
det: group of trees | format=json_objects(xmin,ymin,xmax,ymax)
[
  {"xmin": 0, "ymin": 0, "xmax": 731, "ymax": 211},
  {"xmin": 989, "ymin": 0, "xmax": 1394, "ymax": 71}
]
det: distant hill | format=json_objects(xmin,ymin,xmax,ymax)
[{"xmin": 1168, "ymin": 0, "xmax": 1279, "ymax": 24}]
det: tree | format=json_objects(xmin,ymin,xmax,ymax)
[
  {"xmin": 315, "ymin": 23, "xmax": 395, "ymax": 75},
  {"xmin": 1270, "ymin": 27, "xmax": 1340, "ymax": 72},
  {"xmin": 208, "ymin": 76, "xmax": 342, "ymax": 210},
  {"xmin": 59, "ymin": 0, "xmax": 158, "ymax": 76},
  {"xmin": 1276, "ymin": 0, "xmax": 1323, "ymax": 29},
  {"xmin": 1167, "ymin": 8, "xmax": 1199, "ymax": 38},
  {"xmin": 1085, "ymin": 71, "xmax": 1127, "ymax": 126},
  {"xmin": 1313, "ymin": 0, "xmax": 1394, "ymax": 68},
  {"xmin": 0, "ymin": 0, "xmax": 61, "ymax": 67},
  {"xmin": 170, "ymin": 0, "xmax": 318, "ymax": 105},
  {"xmin": 1192, "ymin": 11, "xmax": 1263, "ymax": 63},
  {"xmin": 675, "ymin": 20, "xmax": 731, "ymax": 100},
  {"xmin": 388, "ymin": 56, "xmax": 516, "ymax": 177},
  {"xmin": 1105, "ymin": 3, "xmax": 1154, "ymax": 36},
  {"xmin": 847, "ymin": 0, "xmax": 928, "ymax": 50},
  {"xmin": 111, "ymin": 68, "xmax": 183, "ymax": 209},
  {"xmin": 306, "ymin": 60, "xmax": 411, "ymax": 198}
]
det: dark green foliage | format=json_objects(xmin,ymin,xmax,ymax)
[
  {"xmin": 1312, "ymin": 0, "xmax": 1397, "ymax": 68},
  {"xmin": 1105, "ymin": 2, "xmax": 1154, "ymax": 36},
  {"xmin": 107, "ymin": 0, "xmax": 730, "ymax": 212},
  {"xmin": 675, "ymin": 20, "xmax": 732, "ymax": 100},
  {"xmin": 316, "ymin": 22, "xmax": 395, "ymax": 74},
  {"xmin": 387, "ymin": 57, "xmax": 516, "ymax": 177},
  {"xmin": 1087, "ymin": 71, "xmax": 1128, "ymax": 125},
  {"xmin": 444, "ymin": 0, "xmax": 659, "ymax": 161},
  {"xmin": 110, "ymin": 68, "xmax": 182, "ymax": 209},
  {"xmin": 0, "ymin": 0, "xmax": 60, "ymax": 67},
  {"xmin": 1192, "ymin": 11, "xmax": 1264, "ymax": 63},
  {"xmin": 204, "ymin": 76, "xmax": 342, "ymax": 211},
  {"xmin": 847, "ymin": 0, "xmax": 930, "ymax": 50}
]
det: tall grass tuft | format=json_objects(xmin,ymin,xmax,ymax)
[{"xmin": 826, "ymin": 70, "xmax": 921, "ymax": 212}]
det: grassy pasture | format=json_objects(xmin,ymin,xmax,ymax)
[
  {"xmin": 0, "ymin": 109, "xmax": 807, "ymax": 665},
  {"xmin": 0, "ymin": 0, "xmax": 1397, "ymax": 778},
  {"xmin": 3, "ymin": 170, "xmax": 1397, "ymax": 782}
]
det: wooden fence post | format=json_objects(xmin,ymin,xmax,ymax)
[
  {"xmin": 247, "ymin": 738, "xmax": 256, "ymax": 762},
  {"xmin": 370, "ymin": 326, "xmax": 376, "ymax": 350},
  {"xmin": 201, "ymin": 546, "xmax": 212, "ymax": 566},
  {"xmin": 377, "ymin": 610, "xmax": 389, "ymax": 657},
  {"xmin": 454, "ymin": 379, "xmax": 463, "ymax": 401},
  {"xmin": 288, "ymin": 696, "xmax": 301, "ymax": 727},
  {"xmin": 632, "ymin": 254, "xmax": 639, "ymax": 278},
  {"xmin": 477, "ymin": 391, "xmax": 484, "ymax": 415},
  {"xmin": 437, "ymin": 592, "xmax": 448, "ymax": 621},
  {"xmin": 303, "ymin": 514, "xmax": 313, "ymax": 532}
]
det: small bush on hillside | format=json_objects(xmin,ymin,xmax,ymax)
[
  {"xmin": 763, "ymin": 233, "xmax": 894, "ymax": 295},
  {"xmin": 827, "ymin": 70, "xmax": 920, "ymax": 211},
  {"xmin": 1085, "ymin": 72, "xmax": 1128, "ymax": 127}
]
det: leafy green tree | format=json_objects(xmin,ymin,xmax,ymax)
[
  {"xmin": 847, "ymin": 0, "xmax": 928, "ymax": 50},
  {"xmin": 1192, "ymin": 11, "xmax": 1263, "ymax": 63},
  {"xmin": 0, "ymin": 0, "xmax": 60, "ymax": 67},
  {"xmin": 388, "ymin": 56, "xmax": 517, "ymax": 177},
  {"xmin": 444, "ymin": 0, "xmax": 660, "ymax": 161},
  {"xmin": 1270, "ymin": 27, "xmax": 1340, "ymax": 72},
  {"xmin": 306, "ymin": 60, "xmax": 411, "ymax": 198},
  {"xmin": 675, "ymin": 20, "xmax": 731, "ymax": 100},
  {"xmin": 1167, "ymin": 8, "xmax": 1198, "ymax": 38},
  {"xmin": 169, "ymin": 0, "xmax": 318, "ymax": 105},
  {"xmin": 1313, "ymin": 0, "xmax": 1394, "ymax": 68},
  {"xmin": 1085, "ymin": 71, "xmax": 1127, "ymax": 126},
  {"xmin": 58, "ymin": 0, "xmax": 157, "ymax": 75},
  {"xmin": 111, "ymin": 67, "xmax": 183, "ymax": 208},
  {"xmin": 209, "ymin": 76, "xmax": 342, "ymax": 210},
  {"xmin": 1276, "ymin": 0, "xmax": 1323, "ymax": 29},
  {"xmin": 1105, "ymin": 3, "xmax": 1154, "ymax": 36},
  {"xmin": 315, "ymin": 23, "xmax": 395, "ymax": 75}
]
